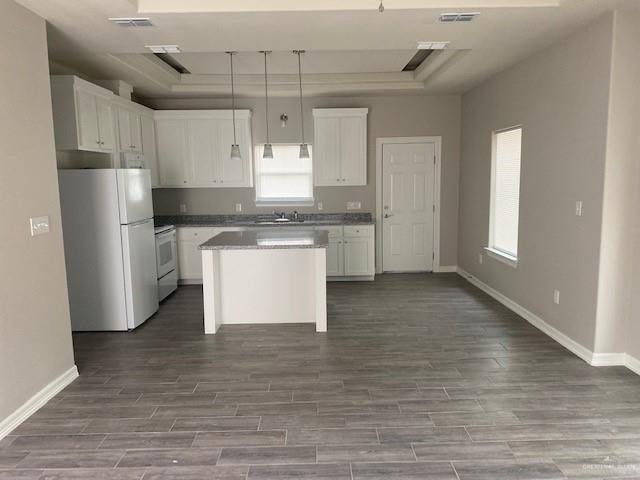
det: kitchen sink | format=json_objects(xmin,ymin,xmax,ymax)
[{"xmin": 254, "ymin": 219, "xmax": 305, "ymax": 225}]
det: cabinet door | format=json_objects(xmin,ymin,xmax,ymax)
[
  {"xmin": 344, "ymin": 237, "xmax": 374, "ymax": 276},
  {"xmin": 177, "ymin": 239, "xmax": 202, "ymax": 281},
  {"xmin": 313, "ymin": 117, "xmax": 341, "ymax": 186},
  {"xmin": 187, "ymin": 119, "xmax": 217, "ymax": 186},
  {"xmin": 75, "ymin": 90, "xmax": 99, "ymax": 150},
  {"xmin": 339, "ymin": 116, "xmax": 367, "ymax": 185},
  {"xmin": 326, "ymin": 239, "xmax": 344, "ymax": 277},
  {"xmin": 96, "ymin": 98, "xmax": 115, "ymax": 151},
  {"xmin": 117, "ymin": 108, "xmax": 132, "ymax": 152},
  {"xmin": 156, "ymin": 119, "xmax": 188, "ymax": 186},
  {"xmin": 140, "ymin": 115, "xmax": 159, "ymax": 187},
  {"xmin": 217, "ymin": 118, "xmax": 250, "ymax": 187},
  {"xmin": 129, "ymin": 111, "xmax": 142, "ymax": 152}
]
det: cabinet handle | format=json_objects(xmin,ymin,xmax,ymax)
[
  {"xmin": 96, "ymin": 140, "xmax": 101, "ymax": 144},
  {"xmin": 183, "ymin": 180, "xmax": 187, "ymax": 184}
]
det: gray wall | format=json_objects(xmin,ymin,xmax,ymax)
[
  {"xmin": 0, "ymin": 0, "xmax": 75, "ymax": 423},
  {"xmin": 457, "ymin": 13, "xmax": 614, "ymax": 351},
  {"xmin": 147, "ymin": 94, "xmax": 461, "ymax": 266},
  {"xmin": 597, "ymin": 11, "xmax": 640, "ymax": 357}
]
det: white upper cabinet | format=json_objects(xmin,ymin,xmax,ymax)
[
  {"xmin": 51, "ymin": 76, "xmax": 116, "ymax": 153},
  {"xmin": 313, "ymin": 108, "xmax": 368, "ymax": 186},
  {"xmin": 117, "ymin": 108, "xmax": 142, "ymax": 153},
  {"xmin": 156, "ymin": 118, "xmax": 189, "ymax": 186},
  {"xmin": 154, "ymin": 110, "xmax": 253, "ymax": 188},
  {"xmin": 140, "ymin": 114, "xmax": 159, "ymax": 187}
]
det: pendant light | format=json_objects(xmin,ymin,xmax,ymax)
[
  {"xmin": 293, "ymin": 50, "xmax": 309, "ymax": 159},
  {"xmin": 261, "ymin": 51, "xmax": 273, "ymax": 159},
  {"xmin": 227, "ymin": 51, "xmax": 241, "ymax": 160}
]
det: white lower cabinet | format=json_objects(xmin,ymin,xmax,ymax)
[
  {"xmin": 321, "ymin": 225, "xmax": 375, "ymax": 280},
  {"xmin": 176, "ymin": 225, "xmax": 375, "ymax": 283}
]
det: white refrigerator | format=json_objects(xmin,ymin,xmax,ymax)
[{"xmin": 58, "ymin": 169, "xmax": 159, "ymax": 331}]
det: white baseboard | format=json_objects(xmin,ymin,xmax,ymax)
[
  {"xmin": 624, "ymin": 354, "xmax": 640, "ymax": 375},
  {"xmin": 456, "ymin": 267, "xmax": 639, "ymax": 376},
  {"xmin": 434, "ymin": 265, "xmax": 458, "ymax": 273},
  {"xmin": 590, "ymin": 352, "xmax": 627, "ymax": 366},
  {"xmin": 0, "ymin": 365, "xmax": 78, "ymax": 440}
]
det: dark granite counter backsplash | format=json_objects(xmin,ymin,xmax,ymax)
[{"xmin": 155, "ymin": 212, "xmax": 374, "ymax": 227}]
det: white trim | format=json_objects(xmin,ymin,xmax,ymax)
[
  {"xmin": 456, "ymin": 268, "xmax": 594, "ymax": 363},
  {"xmin": 0, "ymin": 365, "xmax": 79, "ymax": 440},
  {"xmin": 153, "ymin": 109, "xmax": 252, "ymax": 120},
  {"xmin": 590, "ymin": 352, "xmax": 626, "ymax": 367},
  {"xmin": 626, "ymin": 354, "xmax": 640, "ymax": 375},
  {"xmin": 456, "ymin": 267, "xmax": 640, "ymax": 376},
  {"xmin": 484, "ymin": 247, "xmax": 518, "ymax": 268},
  {"xmin": 375, "ymin": 136, "xmax": 442, "ymax": 274},
  {"xmin": 434, "ymin": 265, "xmax": 458, "ymax": 273}
]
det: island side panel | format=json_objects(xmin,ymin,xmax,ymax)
[
  {"xmin": 219, "ymin": 249, "xmax": 317, "ymax": 326},
  {"xmin": 315, "ymin": 249, "xmax": 327, "ymax": 332},
  {"xmin": 202, "ymin": 249, "xmax": 222, "ymax": 334}
]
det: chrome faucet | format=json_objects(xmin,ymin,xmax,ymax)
[
  {"xmin": 273, "ymin": 210, "xmax": 286, "ymax": 219},
  {"xmin": 292, "ymin": 211, "xmax": 300, "ymax": 222}
]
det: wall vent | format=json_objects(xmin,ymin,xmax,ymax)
[
  {"xmin": 439, "ymin": 12, "xmax": 479, "ymax": 23},
  {"xmin": 109, "ymin": 17, "xmax": 153, "ymax": 27}
]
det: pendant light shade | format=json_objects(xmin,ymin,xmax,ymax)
[
  {"xmin": 227, "ymin": 51, "xmax": 241, "ymax": 160},
  {"xmin": 261, "ymin": 51, "xmax": 273, "ymax": 159},
  {"xmin": 293, "ymin": 50, "xmax": 309, "ymax": 159}
]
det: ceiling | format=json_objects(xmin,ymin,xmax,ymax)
[{"xmin": 15, "ymin": 0, "xmax": 638, "ymax": 100}]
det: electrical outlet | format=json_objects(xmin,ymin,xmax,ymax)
[
  {"xmin": 317, "ymin": 202, "xmax": 323, "ymax": 211},
  {"xmin": 553, "ymin": 290, "xmax": 560, "ymax": 305},
  {"xmin": 575, "ymin": 201, "xmax": 583, "ymax": 217},
  {"xmin": 235, "ymin": 203, "xmax": 242, "ymax": 213},
  {"xmin": 347, "ymin": 201, "xmax": 361, "ymax": 210},
  {"xmin": 179, "ymin": 203, "xmax": 187, "ymax": 213},
  {"xmin": 30, "ymin": 216, "xmax": 50, "ymax": 237},
  {"xmin": 479, "ymin": 254, "xmax": 483, "ymax": 264}
]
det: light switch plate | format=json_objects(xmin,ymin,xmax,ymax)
[
  {"xmin": 179, "ymin": 203, "xmax": 187, "ymax": 213},
  {"xmin": 575, "ymin": 201, "xmax": 583, "ymax": 216},
  {"xmin": 554, "ymin": 290, "xmax": 560, "ymax": 305},
  {"xmin": 479, "ymin": 254, "xmax": 483, "ymax": 264},
  {"xmin": 235, "ymin": 203, "xmax": 242, "ymax": 213},
  {"xmin": 317, "ymin": 202, "xmax": 323, "ymax": 211},
  {"xmin": 30, "ymin": 216, "xmax": 50, "ymax": 237},
  {"xmin": 347, "ymin": 201, "xmax": 361, "ymax": 210}
]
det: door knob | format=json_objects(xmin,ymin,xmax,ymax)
[{"xmin": 384, "ymin": 213, "xmax": 393, "ymax": 218}]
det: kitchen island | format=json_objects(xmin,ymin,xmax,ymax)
[{"xmin": 199, "ymin": 229, "xmax": 329, "ymax": 334}]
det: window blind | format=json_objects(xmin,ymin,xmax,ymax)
[
  {"xmin": 491, "ymin": 127, "xmax": 522, "ymax": 257},
  {"xmin": 255, "ymin": 144, "xmax": 313, "ymax": 204}
]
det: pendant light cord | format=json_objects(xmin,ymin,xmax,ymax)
[
  {"xmin": 296, "ymin": 51, "xmax": 305, "ymax": 144},
  {"xmin": 263, "ymin": 51, "xmax": 270, "ymax": 144},
  {"xmin": 229, "ymin": 52, "xmax": 237, "ymax": 145}
]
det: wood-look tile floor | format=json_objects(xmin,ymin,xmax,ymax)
[{"xmin": 2, "ymin": 273, "xmax": 640, "ymax": 479}]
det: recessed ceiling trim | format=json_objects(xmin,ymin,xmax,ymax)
[{"xmin": 136, "ymin": 0, "xmax": 559, "ymax": 13}]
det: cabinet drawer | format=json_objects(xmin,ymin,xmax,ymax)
[
  {"xmin": 344, "ymin": 225, "xmax": 373, "ymax": 238},
  {"xmin": 316, "ymin": 226, "xmax": 343, "ymax": 238},
  {"xmin": 177, "ymin": 227, "xmax": 219, "ymax": 242}
]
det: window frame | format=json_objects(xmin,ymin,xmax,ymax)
[
  {"xmin": 254, "ymin": 143, "xmax": 315, "ymax": 207},
  {"xmin": 487, "ymin": 125, "xmax": 522, "ymax": 268}
]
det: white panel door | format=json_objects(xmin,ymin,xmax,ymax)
[
  {"xmin": 76, "ymin": 90, "xmax": 99, "ymax": 150},
  {"xmin": 313, "ymin": 117, "xmax": 341, "ymax": 186},
  {"xmin": 339, "ymin": 116, "xmax": 366, "ymax": 185},
  {"xmin": 326, "ymin": 239, "xmax": 344, "ymax": 276},
  {"xmin": 188, "ymin": 119, "xmax": 217, "ymax": 186},
  {"xmin": 156, "ymin": 119, "xmax": 188, "ymax": 186},
  {"xmin": 96, "ymin": 98, "xmax": 114, "ymax": 150},
  {"xmin": 382, "ymin": 142, "xmax": 435, "ymax": 272}
]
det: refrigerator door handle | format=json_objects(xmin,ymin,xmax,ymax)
[{"xmin": 128, "ymin": 219, "xmax": 153, "ymax": 227}]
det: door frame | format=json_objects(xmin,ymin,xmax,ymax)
[{"xmin": 375, "ymin": 136, "xmax": 442, "ymax": 274}]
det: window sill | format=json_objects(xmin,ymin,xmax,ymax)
[
  {"xmin": 255, "ymin": 199, "xmax": 315, "ymax": 208},
  {"xmin": 484, "ymin": 247, "xmax": 518, "ymax": 268}
]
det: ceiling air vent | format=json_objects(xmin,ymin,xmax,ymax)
[
  {"xmin": 109, "ymin": 17, "xmax": 153, "ymax": 27},
  {"xmin": 439, "ymin": 12, "xmax": 479, "ymax": 23}
]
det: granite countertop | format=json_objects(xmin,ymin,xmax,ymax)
[
  {"xmin": 156, "ymin": 213, "xmax": 374, "ymax": 228},
  {"xmin": 199, "ymin": 230, "xmax": 330, "ymax": 250}
]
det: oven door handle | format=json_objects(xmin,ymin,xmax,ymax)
[{"xmin": 156, "ymin": 230, "xmax": 176, "ymax": 241}]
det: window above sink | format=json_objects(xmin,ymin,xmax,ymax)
[{"xmin": 254, "ymin": 144, "xmax": 314, "ymax": 206}]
